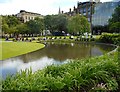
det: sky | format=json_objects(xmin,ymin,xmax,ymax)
[{"xmin": 0, "ymin": 0, "xmax": 119, "ymax": 15}]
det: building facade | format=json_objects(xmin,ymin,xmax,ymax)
[
  {"xmin": 16, "ymin": 10, "xmax": 43, "ymax": 23},
  {"xmin": 64, "ymin": 1, "xmax": 97, "ymax": 25},
  {"xmin": 63, "ymin": 1, "xmax": 120, "ymax": 26},
  {"xmin": 92, "ymin": 1, "xmax": 120, "ymax": 26}
]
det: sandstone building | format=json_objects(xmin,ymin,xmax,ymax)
[{"xmin": 16, "ymin": 10, "xmax": 43, "ymax": 23}]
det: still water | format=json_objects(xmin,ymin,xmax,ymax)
[{"xmin": 0, "ymin": 42, "xmax": 116, "ymax": 79}]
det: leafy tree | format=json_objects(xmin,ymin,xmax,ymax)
[
  {"xmin": 67, "ymin": 14, "xmax": 90, "ymax": 35},
  {"xmin": 44, "ymin": 14, "xmax": 68, "ymax": 34},
  {"xmin": 2, "ymin": 23, "xmax": 9, "ymax": 34},
  {"xmin": 16, "ymin": 23, "xmax": 28, "ymax": 34},
  {"xmin": 109, "ymin": 5, "xmax": 120, "ymax": 23},
  {"xmin": 2, "ymin": 16, "xmax": 9, "ymax": 34},
  {"xmin": 109, "ymin": 5, "xmax": 120, "ymax": 33},
  {"xmin": 2, "ymin": 15, "xmax": 21, "ymax": 36},
  {"xmin": 5, "ymin": 15, "xmax": 21, "ymax": 27},
  {"xmin": 44, "ymin": 15, "xmax": 58, "ymax": 33},
  {"xmin": 34, "ymin": 17, "xmax": 45, "ymax": 33},
  {"xmin": 55, "ymin": 14, "xmax": 68, "ymax": 33},
  {"xmin": 109, "ymin": 22, "xmax": 120, "ymax": 33},
  {"xmin": 26, "ymin": 17, "xmax": 44, "ymax": 35},
  {"xmin": 44, "ymin": 15, "xmax": 53, "ymax": 31}
]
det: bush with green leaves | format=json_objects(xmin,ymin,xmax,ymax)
[
  {"xmin": 2, "ymin": 48, "xmax": 120, "ymax": 91},
  {"xmin": 98, "ymin": 33, "xmax": 120, "ymax": 45}
]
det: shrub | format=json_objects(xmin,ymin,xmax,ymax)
[{"xmin": 98, "ymin": 33, "xmax": 120, "ymax": 45}]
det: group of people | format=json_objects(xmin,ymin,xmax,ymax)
[{"xmin": 5, "ymin": 36, "xmax": 36, "ymax": 42}]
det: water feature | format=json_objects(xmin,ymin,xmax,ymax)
[{"xmin": 0, "ymin": 42, "xmax": 116, "ymax": 79}]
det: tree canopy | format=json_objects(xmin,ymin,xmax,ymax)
[
  {"xmin": 2, "ymin": 15, "xmax": 21, "ymax": 34},
  {"xmin": 2, "ymin": 16, "xmax": 45, "ymax": 36},
  {"xmin": 109, "ymin": 5, "xmax": 120, "ymax": 33},
  {"xmin": 2, "ymin": 14, "xmax": 91, "ymax": 36},
  {"xmin": 44, "ymin": 14, "xmax": 68, "ymax": 34},
  {"xmin": 67, "ymin": 14, "xmax": 90, "ymax": 35},
  {"xmin": 109, "ymin": 22, "xmax": 120, "ymax": 33},
  {"xmin": 26, "ymin": 17, "xmax": 44, "ymax": 35},
  {"xmin": 109, "ymin": 5, "xmax": 120, "ymax": 23}
]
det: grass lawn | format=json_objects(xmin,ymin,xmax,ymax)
[{"xmin": 0, "ymin": 42, "xmax": 45, "ymax": 60}]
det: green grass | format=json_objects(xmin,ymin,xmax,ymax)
[
  {"xmin": 1, "ymin": 48, "xmax": 120, "ymax": 91},
  {"xmin": 0, "ymin": 42, "xmax": 45, "ymax": 60}
]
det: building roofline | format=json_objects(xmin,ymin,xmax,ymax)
[{"xmin": 20, "ymin": 10, "xmax": 41, "ymax": 15}]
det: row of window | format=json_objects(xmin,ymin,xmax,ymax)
[
  {"xmin": 79, "ymin": 7, "xmax": 91, "ymax": 13},
  {"xmin": 80, "ymin": 11, "xmax": 91, "ymax": 16},
  {"xmin": 25, "ymin": 16, "xmax": 34, "ymax": 20}
]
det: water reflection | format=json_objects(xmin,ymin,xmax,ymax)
[{"xmin": 0, "ymin": 43, "xmax": 115, "ymax": 79}]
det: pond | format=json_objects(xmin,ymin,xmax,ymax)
[{"xmin": 0, "ymin": 42, "xmax": 116, "ymax": 79}]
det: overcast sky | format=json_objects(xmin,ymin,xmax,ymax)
[{"xmin": 0, "ymin": 0, "xmax": 118, "ymax": 15}]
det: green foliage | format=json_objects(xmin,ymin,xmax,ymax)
[
  {"xmin": 98, "ymin": 33, "xmax": 120, "ymax": 45},
  {"xmin": 2, "ymin": 15, "xmax": 21, "ymax": 34},
  {"xmin": 3, "ymin": 15, "xmax": 21, "ymax": 27},
  {"xmin": 67, "ymin": 14, "xmax": 90, "ymax": 35},
  {"xmin": 2, "ymin": 23, "xmax": 9, "ymax": 33},
  {"xmin": 109, "ymin": 5, "xmax": 120, "ymax": 23},
  {"xmin": 44, "ymin": 14, "xmax": 68, "ymax": 33},
  {"xmin": 55, "ymin": 14, "xmax": 68, "ymax": 33},
  {"xmin": 109, "ymin": 5, "xmax": 120, "ymax": 33},
  {"xmin": 2, "ymin": 16, "xmax": 45, "ymax": 36},
  {"xmin": 16, "ymin": 23, "xmax": 29, "ymax": 34},
  {"xmin": 2, "ymin": 14, "xmax": 90, "ymax": 36},
  {"xmin": 26, "ymin": 17, "xmax": 44, "ymax": 34},
  {"xmin": 44, "ymin": 15, "xmax": 54, "ymax": 31},
  {"xmin": 2, "ymin": 50, "xmax": 120, "ymax": 91},
  {"xmin": 109, "ymin": 22, "xmax": 120, "ymax": 33}
]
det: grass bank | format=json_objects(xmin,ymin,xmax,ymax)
[
  {"xmin": 2, "ymin": 47, "xmax": 120, "ymax": 91},
  {"xmin": 0, "ymin": 42, "xmax": 45, "ymax": 60}
]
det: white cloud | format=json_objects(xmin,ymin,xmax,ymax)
[
  {"xmin": 0, "ymin": 0, "xmax": 115, "ymax": 15},
  {"xmin": 0, "ymin": 0, "xmax": 59, "ymax": 15}
]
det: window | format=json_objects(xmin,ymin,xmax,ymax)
[
  {"xmin": 88, "ymin": 12, "xmax": 91, "ymax": 15},
  {"xmin": 88, "ymin": 18, "xmax": 90, "ymax": 22},
  {"xmin": 83, "ymin": 8, "xmax": 86, "ymax": 12},
  {"xmin": 83, "ymin": 13, "xmax": 86, "ymax": 15},
  {"xmin": 88, "ymin": 7, "xmax": 91, "ymax": 11},
  {"xmin": 26, "ymin": 16, "xmax": 27, "ymax": 19}
]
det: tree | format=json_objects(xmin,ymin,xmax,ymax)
[
  {"xmin": 26, "ymin": 17, "xmax": 44, "ymax": 35},
  {"xmin": 2, "ymin": 15, "xmax": 21, "ymax": 36},
  {"xmin": 109, "ymin": 22, "xmax": 120, "ymax": 33},
  {"xmin": 44, "ymin": 15, "xmax": 53, "ymax": 31},
  {"xmin": 2, "ymin": 16, "xmax": 9, "ymax": 34},
  {"xmin": 44, "ymin": 14, "xmax": 68, "ymax": 35},
  {"xmin": 44, "ymin": 15, "xmax": 58, "ymax": 33},
  {"xmin": 109, "ymin": 5, "xmax": 120, "ymax": 23},
  {"xmin": 67, "ymin": 14, "xmax": 90, "ymax": 35},
  {"xmin": 108, "ymin": 5, "xmax": 120, "ymax": 33},
  {"xmin": 16, "ymin": 23, "xmax": 28, "ymax": 34},
  {"xmin": 55, "ymin": 14, "xmax": 68, "ymax": 33},
  {"xmin": 5, "ymin": 15, "xmax": 21, "ymax": 27},
  {"xmin": 34, "ymin": 17, "xmax": 44, "ymax": 33},
  {"xmin": 2, "ymin": 23, "xmax": 9, "ymax": 34}
]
